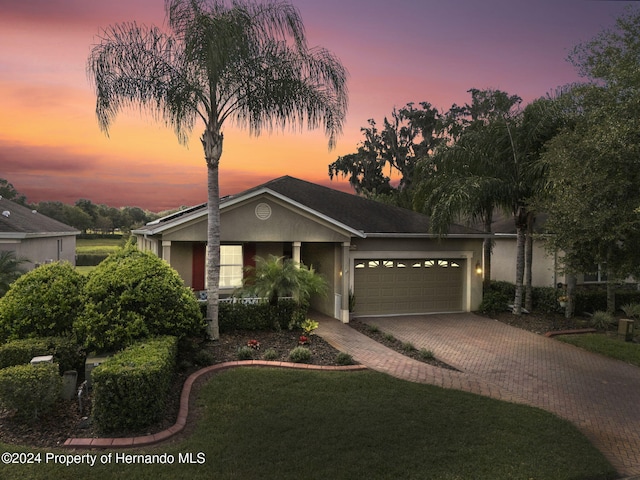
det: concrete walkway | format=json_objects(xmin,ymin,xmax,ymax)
[{"xmin": 313, "ymin": 312, "xmax": 640, "ymax": 478}]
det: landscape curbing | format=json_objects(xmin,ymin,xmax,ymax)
[{"xmin": 63, "ymin": 360, "xmax": 367, "ymax": 449}]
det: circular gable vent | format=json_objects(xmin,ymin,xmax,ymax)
[{"xmin": 255, "ymin": 202, "xmax": 272, "ymax": 220}]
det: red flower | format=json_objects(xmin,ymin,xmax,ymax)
[
  {"xmin": 247, "ymin": 339, "xmax": 260, "ymax": 349},
  {"xmin": 298, "ymin": 335, "xmax": 309, "ymax": 345}
]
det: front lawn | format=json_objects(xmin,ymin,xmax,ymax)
[
  {"xmin": 0, "ymin": 368, "xmax": 616, "ymax": 480},
  {"xmin": 556, "ymin": 333, "xmax": 640, "ymax": 367}
]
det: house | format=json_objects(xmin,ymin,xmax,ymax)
[
  {"xmin": 488, "ymin": 213, "xmax": 616, "ymax": 288},
  {"xmin": 0, "ymin": 197, "xmax": 80, "ymax": 269},
  {"xmin": 132, "ymin": 176, "xmax": 486, "ymax": 321}
]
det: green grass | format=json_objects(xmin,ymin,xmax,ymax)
[
  {"xmin": 557, "ymin": 333, "xmax": 640, "ymax": 367},
  {"xmin": 76, "ymin": 238, "xmax": 123, "ymax": 255},
  {"xmin": 0, "ymin": 368, "xmax": 616, "ymax": 480},
  {"xmin": 75, "ymin": 266, "xmax": 96, "ymax": 276}
]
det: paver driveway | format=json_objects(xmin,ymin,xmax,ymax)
[{"xmin": 313, "ymin": 312, "xmax": 640, "ymax": 477}]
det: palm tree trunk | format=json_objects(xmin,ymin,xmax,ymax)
[
  {"xmin": 524, "ymin": 212, "xmax": 534, "ymax": 312},
  {"xmin": 482, "ymin": 213, "xmax": 493, "ymax": 291},
  {"xmin": 565, "ymin": 274, "xmax": 576, "ymax": 319},
  {"xmin": 512, "ymin": 207, "xmax": 527, "ymax": 315},
  {"xmin": 202, "ymin": 127, "xmax": 223, "ymax": 340}
]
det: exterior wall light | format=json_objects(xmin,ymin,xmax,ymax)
[{"xmin": 475, "ymin": 262, "xmax": 483, "ymax": 275}]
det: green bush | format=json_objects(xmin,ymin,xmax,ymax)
[
  {"xmin": 91, "ymin": 336, "xmax": 177, "ymax": 433},
  {"xmin": 0, "ymin": 362, "xmax": 61, "ymax": 420},
  {"xmin": 237, "ymin": 346, "xmax": 254, "ymax": 360},
  {"xmin": 75, "ymin": 245, "xmax": 205, "ymax": 352},
  {"xmin": 262, "ymin": 348, "xmax": 279, "ymax": 361},
  {"xmin": 590, "ymin": 311, "xmax": 615, "ymax": 330},
  {"xmin": 288, "ymin": 346, "xmax": 311, "ymax": 363},
  {"xmin": 621, "ymin": 303, "xmax": 640, "ymax": 320},
  {"xmin": 0, "ymin": 337, "xmax": 85, "ymax": 374},
  {"xmin": 218, "ymin": 298, "xmax": 306, "ymax": 332},
  {"xmin": 419, "ymin": 348, "xmax": 435, "ymax": 361},
  {"xmin": 75, "ymin": 254, "xmax": 108, "ymax": 266},
  {"xmin": 531, "ymin": 287, "xmax": 559, "ymax": 313},
  {"xmin": 335, "ymin": 352, "xmax": 354, "ymax": 365},
  {"xmin": 478, "ymin": 290, "xmax": 509, "ymax": 316},
  {"xmin": 488, "ymin": 281, "xmax": 516, "ymax": 299},
  {"xmin": 0, "ymin": 262, "xmax": 85, "ymax": 342}
]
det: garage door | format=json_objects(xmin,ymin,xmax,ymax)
[{"xmin": 353, "ymin": 259, "xmax": 465, "ymax": 315}]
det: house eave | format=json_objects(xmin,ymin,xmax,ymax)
[
  {"xmin": 363, "ymin": 232, "xmax": 491, "ymax": 239},
  {"xmin": 0, "ymin": 231, "xmax": 80, "ymax": 240}
]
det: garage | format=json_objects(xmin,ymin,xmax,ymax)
[{"xmin": 353, "ymin": 258, "xmax": 465, "ymax": 315}]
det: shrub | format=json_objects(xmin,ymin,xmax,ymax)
[
  {"xmin": 401, "ymin": 342, "xmax": 415, "ymax": 352},
  {"xmin": 288, "ymin": 346, "xmax": 311, "ymax": 363},
  {"xmin": 590, "ymin": 311, "xmax": 615, "ymax": 330},
  {"xmin": 0, "ymin": 337, "xmax": 85, "ymax": 374},
  {"xmin": 218, "ymin": 298, "xmax": 306, "ymax": 332},
  {"xmin": 0, "ymin": 262, "xmax": 85, "ymax": 342},
  {"xmin": 335, "ymin": 352, "xmax": 354, "ymax": 365},
  {"xmin": 262, "ymin": 348, "xmax": 279, "ymax": 361},
  {"xmin": 237, "ymin": 346, "xmax": 254, "ymax": 360},
  {"xmin": 621, "ymin": 303, "xmax": 640, "ymax": 320},
  {"xmin": 488, "ymin": 281, "xmax": 516, "ymax": 299},
  {"xmin": 0, "ymin": 363, "xmax": 61, "ymax": 420},
  {"xmin": 75, "ymin": 245, "xmax": 205, "ymax": 352},
  {"xmin": 192, "ymin": 349, "xmax": 216, "ymax": 367},
  {"xmin": 91, "ymin": 336, "xmax": 177, "ymax": 433},
  {"xmin": 419, "ymin": 348, "xmax": 435, "ymax": 361},
  {"xmin": 478, "ymin": 291, "xmax": 509, "ymax": 316},
  {"xmin": 531, "ymin": 286, "xmax": 559, "ymax": 313}
]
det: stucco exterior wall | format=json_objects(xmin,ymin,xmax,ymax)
[
  {"xmin": 0, "ymin": 235, "xmax": 77, "ymax": 269},
  {"xmin": 491, "ymin": 237, "xmax": 559, "ymax": 287}
]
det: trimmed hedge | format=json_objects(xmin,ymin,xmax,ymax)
[
  {"xmin": 0, "ymin": 262, "xmax": 85, "ymax": 342},
  {"xmin": 217, "ymin": 298, "xmax": 307, "ymax": 332},
  {"xmin": 76, "ymin": 245, "xmax": 205, "ymax": 352},
  {"xmin": 0, "ymin": 362, "xmax": 61, "ymax": 420},
  {"xmin": 91, "ymin": 336, "xmax": 178, "ymax": 433},
  {"xmin": 75, "ymin": 254, "xmax": 108, "ymax": 266},
  {"xmin": 0, "ymin": 337, "xmax": 85, "ymax": 374}
]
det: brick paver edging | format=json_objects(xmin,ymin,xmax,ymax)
[
  {"xmin": 63, "ymin": 360, "xmax": 367, "ymax": 449},
  {"xmin": 544, "ymin": 328, "xmax": 597, "ymax": 338}
]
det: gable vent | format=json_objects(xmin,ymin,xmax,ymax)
[{"xmin": 255, "ymin": 203, "xmax": 272, "ymax": 220}]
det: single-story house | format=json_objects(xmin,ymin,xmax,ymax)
[
  {"xmin": 133, "ymin": 176, "xmax": 486, "ymax": 322},
  {"xmin": 488, "ymin": 213, "xmax": 615, "ymax": 287},
  {"xmin": 0, "ymin": 197, "xmax": 80, "ymax": 269}
]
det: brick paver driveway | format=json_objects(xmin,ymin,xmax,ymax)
[{"xmin": 314, "ymin": 312, "xmax": 640, "ymax": 477}]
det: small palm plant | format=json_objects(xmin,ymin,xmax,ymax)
[{"xmin": 243, "ymin": 255, "xmax": 327, "ymax": 307}]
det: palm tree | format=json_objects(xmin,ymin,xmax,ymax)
[
  {"xmin": 87, "ymin": 0, "xmax": 348, "ymax": 339},
  {"xmin": 243, "ymin": 254, "xmax": 327, "ymax": 307},
  {"xmin": 0, "ymin": 251, "xmax": 28, "ymax": 297}
]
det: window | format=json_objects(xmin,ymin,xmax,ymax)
[
  {"xmin": 583, "ymin": 263, "xmax": 608, "ymax": 283},
  {"xmin": 220, "ymin": 245, "xmax": 243, "ymax": 288}
]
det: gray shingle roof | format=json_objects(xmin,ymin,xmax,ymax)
[
  {"xmin": 139, "ymin": 176, "xmax": 484, "ymax": 236},
  {"xmin": 254, "ymin": 176, "xmax": 479, "ymax": 235},
  {"xmin": 0, "ymin": 197, "xmax": 79, "ymax": 237}
]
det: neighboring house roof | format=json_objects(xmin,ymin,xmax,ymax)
[
  {"xmin": 0, "ymin": 197, "xmax": 80, "ymax": 239},
  {"xmin": 135, "ymin": 175, "xmax": 485, "ymax": 238}
]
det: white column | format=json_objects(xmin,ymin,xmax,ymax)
[
  {"xmin": 162, "ymin": 240, "xmax": 171, "ymax": 264},
  {"xmin": 340, "ymin": 242, "xmax": 351, "ymax": 323},
  {"xmin": 292, "ymin": 241, "xmax": 301, "ymax": 267}
]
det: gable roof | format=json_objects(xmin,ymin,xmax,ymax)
[
  {"xmin": 0, "ymin": 197, "xmax": 80, "ymax": 239},
  {"xmin": 135, "ymin": 175, "xmax": 484, "ymax": 237}
]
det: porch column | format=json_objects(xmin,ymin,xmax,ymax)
[
  {"xmin": 292, "ymin": 241, "xmax": 301, "ymax": 267},
  {"xmin": 162, "ymin": 240, "xmax": 171, "ymax": 264},
  {"xmin": 340, "ymin": 242, "xmax": 351, "ymax": 323}
]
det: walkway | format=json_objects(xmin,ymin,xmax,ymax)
[{"xmin": 313, "ymin": 312, "xmax": 640, "ymax": 478}]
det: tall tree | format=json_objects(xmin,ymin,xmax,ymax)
[
  {"xmin": 329, "ymin": 102, "xmax": 441, "ymax": 207},
  {"xmin": 0, "ymin": 179, "xmax": 27, "ymax": 205},
  {"xmin": 540, "ymin": 8, "xmax": 640, "ymax": 314},
  {"xmin": 413, "ymin": 89, "xmax": 521, "ymax": 292},
  {"xmin": 88, "ymin": 0, "xmax": 348, "ymax": 338}
]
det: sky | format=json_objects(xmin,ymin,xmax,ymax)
[{"xmin": 0, "ymin": 0, "xmax": 635, "ymax": 212}]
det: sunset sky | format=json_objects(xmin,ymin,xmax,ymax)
[{"xmin": 0, "ymin": 0, "xmax": 634, "ymax": 211}]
